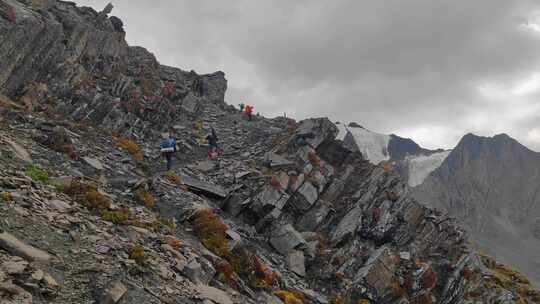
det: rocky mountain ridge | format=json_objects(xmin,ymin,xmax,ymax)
[
  {"xmin": 412, "ymin": 132, "xmax": 540, "ymax": 288},
  {"xmin": 0, "ymin": 1, "xmax": 539, "ymax": 304},
  {"xmin": 337, "ymin": 122, "xmax": 540, "ymax": 288}
]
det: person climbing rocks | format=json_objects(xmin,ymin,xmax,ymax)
[
  {"xmin": 160, "ymin": 132, "xmax": 177, "ymax": 171},
  {"xmin": 245, "ymin": 104, "xmax": 253, "ymax": 121},
  {"xmin": 239, "ymin": 103, "xmax": 245, "ymax": 112},
  {"xmin": 206, "ymin": 127, "xmax": 222, "ymax": 158}
]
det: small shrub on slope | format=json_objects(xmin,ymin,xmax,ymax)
[
  {"xmin": 275, "ymin": 290, "xmax": 304, "ymax": 304},
  {"xmin": 135, "ymin": 189, "xmax": 155, "ymax": 208},
  {"xmin": 116, "ymin": 137, "xmax": 144, "ymax": 162},
  {"xmin": 129, "ymin": 245, "xmax": 147, "ymax": 265},
  {"xmin": 26, "ymin": 164, "xmax": 49, "ymax": 183},
  {"xmin": 193, "ymin": 209, "xmax": 229, "ymax": 258},
  {"xmin": 0, "ymin": 192, "xmax": 12, "ymax": 202}
]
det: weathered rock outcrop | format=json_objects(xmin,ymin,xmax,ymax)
[
  {"xmin": 0, "ymin": 1, "xmax": 539, "ymax": 304},
  {"xmin": 0, "ymin": 0, "xmax": 226, "ymax": 136}
]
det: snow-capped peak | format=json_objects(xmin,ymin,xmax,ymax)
[{"xmin": 335, "ymin": 123, "xmax": 391, "ymax": 164}]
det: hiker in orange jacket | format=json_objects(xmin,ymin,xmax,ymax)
[{"xmin": 245, "ymin": 105, "xmax": 253, "ymax": 121}]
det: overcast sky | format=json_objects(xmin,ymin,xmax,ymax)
[{"xmin": 75, "ymin": 0, "xmax": 540, "ymax": 151}]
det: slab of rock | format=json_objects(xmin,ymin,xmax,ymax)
[
  {"xmin": 287, "ymin": 250, "xmax": 306, "ymax": 277},
  {"xmin": 42, "ymin": 272, "xmax": 59, "ymax": 289},
  {"xmin": 184, "ymin": 260, "xmax": 203, "ymax": 284},
  {"xmin": 190, "ymin": 160, "xmax": 215, "ymax": 173},
  {"xmin": 0, "ymin": 280, "xmax": 33, "ymax": 303},
  {"xmin": 270, "ymin": 224, "xmax": 306, "ymax": 255},
  {"xmin": 4, "ymin": 138, "xmax": 32, "ymax": 163},
  {"xmin": 297, "ymin": 200, "xmax": 331, "ymax": 231},
  {"xmin": 181, "ymin": 175, "xmax": 228, "ymax": 198},
  {"xmin": 196, "ymin": 285, "xmax": 233, "ymax": 304},
  {"xmin": 49, "ymin": 176, "xmax": 73, "ymax": 188},
  {"xmin": 251, "ymin": 187, "xmax": 290, "ymax": 217},
  {"xmin": 264, "ymin": 152, "xmax": 295, "ymax": 169},
  {"xmin": 181, "ymin": 92, "xmax": 201, "ymax": 114},
  {"xmin": 0, "ymin": 232, "xmax": 51, "ymax": 264},
  {"xmin": 292, "ymin": 181, "xmax": 319, "ymax": 211},
  {"xmin": 101, "ymin": 281, "xmax": 127, "ymax": 304},
  {"xmin": 47, "ymin": 199, "xmax": 72, "ymax": 212},
  {"xmin": 331, "ymin": 206, "xmax": 363, "ymax": 242},
  {"xmin": 101, "ymin": 2, "xmax": 114, "ymax": 15},
  {"xmin": 294, "ymin": 118, "xmax": 338, "ymax": 149},
  {"xmin": 356, "ymin": 246, "xmax": 396, "ymax": 292},
  {"xmin": 1, "ymin": 257, "xmax": 28, "ymax": 275},
  {"xmin": 83, "ymin": 156, "xmax": 104, "ymax": 171}
]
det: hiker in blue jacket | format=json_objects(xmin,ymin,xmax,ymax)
[{"xmin": 160, "ymin": 132, "xmax": 177, "ymax": 171}]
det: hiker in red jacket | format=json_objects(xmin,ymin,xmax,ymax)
[{"xmin": 245, "ymin": 105, "xmax": 253, "ymax": 121}]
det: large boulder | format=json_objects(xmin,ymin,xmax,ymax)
[
  {"xmin": 250, "ymin": 186, "xmax": 290, "ymax": 218},
  {"xmin": 269, "ymin": 224, "xmax": 306, "ymax": 255},
  {"xmin": 287, "ymin": 250, "xmax": 306, "ymax": 277},
  {"xmin": 331, "ymin": 205, "xmax": 363, "ymax": 243},
  {"xmin": 181, "ymin": 92, "xmax": 201, "ymax": 114},
  {"xmin": 290, "ymin": 181, "xmax": 319, "ymax": 211},
  {"xmin": 0, "ymin": 232, "xmax": 51, "ymax": 264},
  {"xmin": 355, "ymin": 246, "xmax": 396, "ymax": 293},
  {"xmin": 292, "ymin": 118, "xmax": 338, "ymax": 149}
]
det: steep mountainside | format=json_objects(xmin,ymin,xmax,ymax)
[
  {"xmin": 412, "ymin": 133, "xmax": 540, "ymax": 287},
  {"xmin": 1, "ymin": 1, "xmax": 539, "ymax": 304}
]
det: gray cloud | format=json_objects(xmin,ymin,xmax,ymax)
[{"xmin": 76, "ymin": 0, "xmax": 540, "ymax": 150}]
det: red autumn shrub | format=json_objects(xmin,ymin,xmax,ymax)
[
  {"xmin": 217, "ymin": 262, "xmax": 236, "ymax": 287},
  {"xmin": 460, "ymin": 266, "xmax": 474, "ymax": 280},
  {"xmin": 270, "ymin": 175, "xmax": 282, "ymax": 189},
  {"xmin": 420, "ymin": 268, "xmax": 437, "ymax": 290}
]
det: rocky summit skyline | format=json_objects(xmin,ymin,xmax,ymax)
[{"xmin": 74, "ymin": 0, "xmax": 540, "ymax": 152}]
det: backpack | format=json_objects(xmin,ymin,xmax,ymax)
[{"xmin": 160, "ymin": 139, "xmax": 175, "ymax": 153}]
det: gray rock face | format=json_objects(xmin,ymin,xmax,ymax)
[
  {"xmin": 269, "ymin": 224, "xmax": 306, "ymax": 255},
  {"xmin": 412, "ymin": 133, "xmax": 540, "ymax": 286},
  {"xmin": 355, "ymin": 247, "xmax": 396, "ymax": 291},
  {"xmin": 286, "ymin": 250, "xmax": 306, "ymax": 277},
  {"xmin": 181, "ymin": 92, "xmax": 201, "ymax": 114},
  {"xmin": 292, "ymin": 181, "xmax": 319, "ymax": 211},
  {"xmin": 0, "ymin": 0, "xmax": 227, "ymax": 135},
  {"xmin": 331, "ymin": 205, "xmax": 363, "ymax": 242},
  {"xmin": 293, "ymin": 118, "xmax": 338, "ymax": 149},
  {"xmin": 101, "ymin": 281, "xmax": 127, "ymax": 304},
  {"xmin": 263, "ymin": 152, "xmax": 295, "ymax": 169},
  {"xmin": 82, "ymin": 156, "xmax": 104, "ymax": 171},
  {"xmin": 250, "ymin": 186, "xmax": 290, "ymax": 218},
  {"xmin": 0, "ymin": 232, "xmax": 51, "ymax": 264}
]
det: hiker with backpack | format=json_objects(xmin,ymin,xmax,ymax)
[
  {"xmin": 239, "ymin": 103, "xmax": 245, "ymax": 112},
  {"xmin": 160, "ymin": 132, "xmax": 177, "ymax": 171},
  {"xmin": 206, "ymin": 127, "xmax": 222, "ymax": 158}
]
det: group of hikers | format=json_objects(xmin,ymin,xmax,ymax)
[
  {"xmin": 238, "ymin": 103, "xmax": 254, "ymax": 121},
  {"xmin": 160, "ymin": 103, "xmax": 254, "ymax": 170}
]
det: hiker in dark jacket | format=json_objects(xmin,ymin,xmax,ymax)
[
  {"xmin": 160, "ymin": 132, "xmax": 177, "ymax": 171},
  {"xmin": 206, "ymin": 128, "xmax": 222, "ymax": 158}
]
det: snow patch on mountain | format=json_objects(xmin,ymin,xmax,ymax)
[
  {"xmin": 408, "ymin": 150, "xmax": 451, "ymax": 187},
  {"xmin": 335, "ymin": 123, "xmax": 348, "ymax": 141}
]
